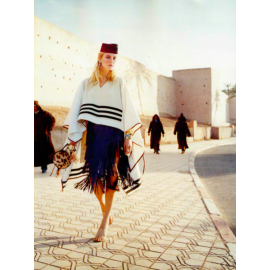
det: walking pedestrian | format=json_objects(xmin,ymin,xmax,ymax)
[
  {"xmin": 148, "ymin": 114, "xmax": 165, "ymax": 154},
  {"xmin": 173, "ymin": 113, "xmax": 191, "ymax": 154},
  {"xmin": 61, "ymin": 43, "xmax": 144, "ymax": 242},
  {"xmin": 34, "ymin": 101, "xmax": 56, "ymax": 173}
]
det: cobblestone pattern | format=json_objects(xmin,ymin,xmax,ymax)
[{"xmin": 35, "ymin": 139, "xmax": 236, "ymax": 270}]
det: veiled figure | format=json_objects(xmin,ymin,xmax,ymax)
[
  {"xmin": 34, "ymin": 101, "xmax": 55, "ymax": 173},
  {"xmin": 148, "ymin": 114, "xmax": 165, "ymax": 154},
  {"xmin": 174, "ymin": 113, "xmax": 191, "ymax": 154}
]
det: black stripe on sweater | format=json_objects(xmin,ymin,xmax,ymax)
[
  {"xmin": 80, "ymin": 103, "xmax": 122, "ymax": 113},
  {"xmin": 79, "ymin": 111, "xmax": 122, "ymax": 122},
  {"xmin": 79, "ymin": 107, "xmax": 122, "ymax": 118}
]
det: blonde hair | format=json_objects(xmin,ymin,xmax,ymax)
[{"xmin": 88, "ymin": 52, "xmax": 116, "ymax": 87}]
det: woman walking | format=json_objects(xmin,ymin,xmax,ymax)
[
  {"xmin": 61, "ymin": 43, "xmax": 144, "ymax": 242},
  {"xmin": 148, "ymin": 114, "xmax": 165, "ymax": 154},
  {"xmin": 174, "ymin": 113, "xmax": 191, "ymax": 154}
]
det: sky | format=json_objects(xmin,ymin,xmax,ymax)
[{"xmin": 34, "ymin": 0, "xmax": 236, "ymax": 86}]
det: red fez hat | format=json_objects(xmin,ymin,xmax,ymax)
[{"xmin": 100, "ymin": 43, "xmax": 118, "ymax": 54}]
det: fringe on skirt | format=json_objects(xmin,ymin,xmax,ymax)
[{"xmin": 74, "ymin": 121, "xmax": 134, "ymax": 193}]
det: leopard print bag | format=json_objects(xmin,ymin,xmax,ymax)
[{"xmin": 50, "ymin": 144, "xmax": 77, "ymax": 177}]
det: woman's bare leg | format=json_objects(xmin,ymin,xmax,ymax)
[
  {"xmin": 94, "ymin": 175, "xmax": 117, "ymax": 241},
  {"xmin": 102, "ymin": 184, "xmax": 117, "ymax": 228},
  {"xmin": 94, "ymin": 180, "xmax": 113, "ymax": 225},
  {"xmin": 94, "ymin": 157, "xmax": 119, "ymax": 242},
  {"xmin": 94, "ymin": 180, "xmax": 105, "ymax": 212}
]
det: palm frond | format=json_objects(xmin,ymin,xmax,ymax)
[{"xmin": 222, "ymin": 83, "xmax": 236, "ymax": 101}]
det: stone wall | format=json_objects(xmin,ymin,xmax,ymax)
[
  {"xmin": 172, "ymin": 68, "xmax": 231, "ymax": 127},
  {"xmin": 35, "ymin": 16, "xmax": 234, "ymax": 131},
  {"xmin": 211, "ymin": 69, "xmax": 230, "ymax": 127},
  {"xmin": 189, "ymin": 127, "xmax": 211, "ymax": 141},
  {"xmin": 34, "ymin": 17, "xmax": 99, "ymax": 108},
  {"xmin": 34, "ymin": 16, "xmax": 178, "ymax": 118},
  {"xmin": 228, "ymin": 97, "xmax": 236, "ymax": 125},
  {"xmin": 172, "ymin": 68, "xmax": 212, "ymax": 124},
  {"xmin": 157, "ymin": 76, "xmax": 177, "ymax": 118},
  {"xmin": 211, "ymin": 126, "xmax": 233, "ymax": 139}
]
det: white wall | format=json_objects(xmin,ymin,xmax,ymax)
[
  {"xmin": 172, "ymin": 68, "xmax": 212, "ymax": 124},
  {"xmin": 211, "ymin": 69, "xmax": 230, "ymax": 126},
  {"xmin": 34, "ymin": 16, "xmax": 177, "ymax": 117},
  {"xmin": 157, "ymin": 75, "xmax": 177, "ymax": 117},
  {"xmin": 172, "ymin": 68, "xmax": 231, "ymax": 126},
  {"xmin": 228, "ymin": 97, "xmax": 236, "ymax": 124},
  {"xmin": 35, "ymin": 16, "xmax": 232, "ymax": 125},
  {"xmin": 114, "ymin": 56, "xmax": 159, "ymax": 116},
  {"xmin": 34, "ymin": 17, "xmax": 99, "ymax": 108}
]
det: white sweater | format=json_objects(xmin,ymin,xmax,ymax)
[
  {"xmin": 78, "ymin": 77, "xmax": 124, "ymax": 132},
  {"xmin": 62, "ymin": 77, "xmax": 145, "ymax": 185}
]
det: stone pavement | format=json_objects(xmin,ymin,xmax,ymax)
[{"xmin": 34, "ymin": 137, "xmax": 236, "ymax": 270}]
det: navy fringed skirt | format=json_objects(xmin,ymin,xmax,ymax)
[{"xmin": 74, "ymin": 121, "xmax": 134, "ymax": 193}]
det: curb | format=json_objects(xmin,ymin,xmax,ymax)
[{"xmin": 189, "ymin": 142, "xmax": 236, "ymax": 262}]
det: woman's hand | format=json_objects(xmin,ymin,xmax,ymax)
[
  {"xmin": 124, "ymin": 139, "xmax": 133, "ymax": 155},
  {"xmin": 69, "ymin": 141, "xmax": 77, "ymax": 147}
]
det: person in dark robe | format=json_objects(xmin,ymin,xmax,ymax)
[
  {"xmin": 34, "ymin": 101, "xmax": 56, "ymax": 173},
  {"xmin": 148, "ymin": 114, "xmax": 165, "ymax": 154},
  {"xmin": 174, "ymin": 113, "xmax": 191, "ymax": 154}
]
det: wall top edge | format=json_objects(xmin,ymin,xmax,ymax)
[
  {"xmin": 157, "ymin": 75, "xmax": 175, "ymax": 81},
  {"xmin": 35, "ymin": 16, "xmax": 99, "ymax": 50},
  {"xmin": 173, "ymin": 67, "xmax": 212, "ymax": 72}
]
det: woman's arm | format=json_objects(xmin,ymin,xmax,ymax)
[{"xmin": 69, "ymin": 141, "xmax": 77, "ymax": 146}]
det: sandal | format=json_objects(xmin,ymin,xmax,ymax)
[{"xmin": 94, "ymin": 227, "xmax": 108, "ymax": 242}]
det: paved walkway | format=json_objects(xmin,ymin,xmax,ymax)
[{"xmin": 34, "ymin": 137, "xmax": 236, "ymax": 270}]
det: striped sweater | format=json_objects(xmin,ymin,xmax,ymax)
[
  {"xmin": 61, "ymin": 77, "xmax": 145, "ymax": 187},
  {"xmin": 77, "ymin": 77, "xmax": 124, "ymax": 132}
]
